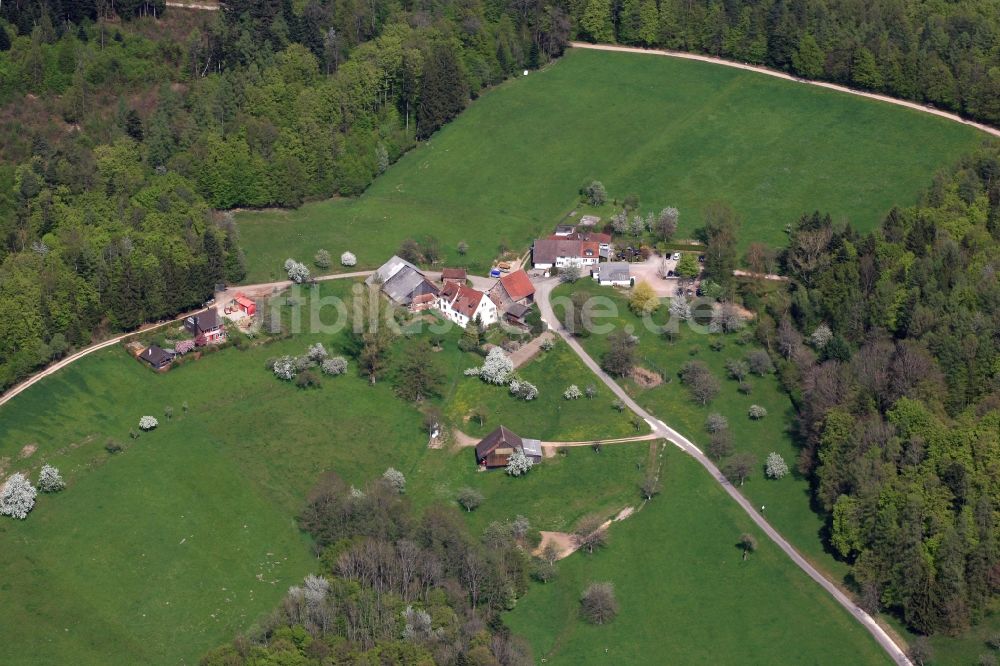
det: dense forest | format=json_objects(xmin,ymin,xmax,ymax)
[
  {"xmin": 574, "ymin": 0, "xmax": 1000, "ymax": 125},
  {"xmin": 0, "ymin": 0, "xmax": 568, "ymax": 390},
  {"xmin": 753, "ymin": 144, "xmax": 1000, "ymax": 636},
  {"xmin": 201, "ymin": 472, "xmax": 533, "ymax": 665}
]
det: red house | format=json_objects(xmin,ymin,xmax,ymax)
[{"xmin": 185, "ymin": 309, "xmax": 225, "ymax": 344}]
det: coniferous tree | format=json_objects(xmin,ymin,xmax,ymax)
[{"xmin": 416, "ymin": 43, "xmax": 468, "ymax": 139}]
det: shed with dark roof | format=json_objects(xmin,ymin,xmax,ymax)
[{"xmin": 475, "ymin": 425, "xmax": 542, "ymax": 468}]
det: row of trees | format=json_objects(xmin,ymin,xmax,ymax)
[
  {"xmin": 757, "ymin": 145, "xmax": 1000, "ymax": 636},
  {"xmin": 202, "ymin": 471, "xmax": 534, "ymax": 664},
  {"xmin": 573, "ymin": 0, "xmax": 1000, "ymax": 125}
]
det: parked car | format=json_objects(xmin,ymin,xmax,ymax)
[
  {"xmin": 667, "ymin": 270, "xmax": 675, "ymax": 277},
  {"xmin": 671, "ymin": 252, "xmax": 681, "ymax": 261},
  {"xmin": 698, "ymin": 255, "xmax": 705, "ymax": 263}
]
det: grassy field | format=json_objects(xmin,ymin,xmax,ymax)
[
  {"xmin": 236, "ymin": 47, "xmax": 982, "ymax": 282},
  {"xmin": 444, "ymin": 340, "xmax": 638, "ymax": 442},
  {"xmin": 505, "ymin": 446, "xmax": 889, "ymax": 665}
]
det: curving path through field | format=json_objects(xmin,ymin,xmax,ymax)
[
  {"xmin": 533, "ymin": 277, "xmax": 911, "ymax": 665},
  {"xmin": 571, "ymin": 42, "xmax": 1000, "ymax": 140}
]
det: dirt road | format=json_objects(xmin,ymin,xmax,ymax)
[
  {"xmin": 572, "ymin": 42, "xmax": 999, "ymax": 140},
  {"xmin": 534, "ymin": 277, "xmax": 911, "ymax": 665}
]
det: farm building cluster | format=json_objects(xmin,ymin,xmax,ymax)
[
  {"xmin": 531, "ymin": 219, "xmax": 634, "ymax": 286},
  {"xmin": 368, "ymin": 256, "xmax": 537, "ymax": 330}
]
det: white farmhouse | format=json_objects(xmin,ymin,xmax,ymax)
[
  {"xmin": 437, "ymin": 282, "xmax": 498, "ymax": 328},
  {"xmin": 531, "ymin": 239, "xmax": 601, "ymax": 270}
]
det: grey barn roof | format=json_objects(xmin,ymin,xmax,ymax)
[
  {"xmin": 382, "ymin": 266, "xmax": 437, "ymax": 304},
  {"xmin": 521, "ymin": 438, "xmax": 543, "ymax": 459},
  {"xmin": 597, "ymin": 262, "xmax": 631, "ymax": 282},
  {"xmin": 366, "ymin": 255, "xmax": 420, "ymax": 286}
]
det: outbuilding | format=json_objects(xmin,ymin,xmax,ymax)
[
  {"xmin": 592, "ymin": 262, "xmax": 634, "ymax": 287},
  {"xmin": 475, "ymin": 425, "xmax": 543, "ymax": 468},
  {"xmin": 233, "ymin": 294, "xmax": 256, "ymax": 316},
  {"xmin": 138, "ymin": 345, "xmax": 173, "ymax": 371}
]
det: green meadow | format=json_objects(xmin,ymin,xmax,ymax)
[
  {"xmin": 505, "ymin": 446, "xmax": 889, "ymax": 665},
  {"xmin": 237, "ymin": 47, "xmax": 982, "ymax": 282}
]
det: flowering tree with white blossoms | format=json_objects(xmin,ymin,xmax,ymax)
[
  {"xmin": 748, "ymin": 405, "xmax": 768, "ymax": 420},
  {"xmin": 307, "ymin": 343, "xmax": 329, "ymax": 362},
  {"xmin": 284, "ymin": 258, "xmax": 311, "ymax": 283},
  {"xmin": 403, "ymin": 606, "xmax": 433, "ymax": 642},
  {"xmin": 506, "ymin": 450, "xmax": 533, "ymax": 477},
  {"xmin": 321, "ymin": 357, "xmax": 348, "ymax": 375},
  {"xmin": 340, "ymin": 251, "xmax": 357, "ymax": 267},
  {"xmin": 564, "ymin": 384, "xmax": 582, "ymax": 400},
  {"xmin": 669, "ymin": 296, "xmax": 691, "ymax": 321},
  {"xmin": 273, "ymin": 356, "xmax": 296, "ymax": 380},
  {"xmin": 765, "ymin": 452, "xmax": 789, "ymax": 479},
  {"xmin": 475, "ymin": 347, "xmax": 514, "ymax": 385},
  {"xmin": 382, "ymin": 467, "xmax": 406, "ymax": 494},
  {"xmin": 0, "ymin": 473, "xmax": 37, "ymax": 519},
  {"xmin": 810, "ymin": 323, "xmax": 833, "ymax": 349},
  {"xmin": 37, "ymin": 465, "xmax": 65, "ymax": 493},
  {"xmin": 509, "ymin": 379, "xmax": 538, "ymax": 401},
  {"xmin": 139, "ymin": 415, "xmax": 158, "ymax": 431}
]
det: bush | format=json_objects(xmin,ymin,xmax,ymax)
[
  {"xmin": 340, "ymin": 251, "xmax": 357, "ymax": 267},
  {"xmin": 583, "ymin": 180, "xmax": 606, "ymax": 206},
  {"xmin": 580, "ymin": 582, "xmax": 619, "ymax": 624},
  {"xmin": 509, "ymin": 379, "xmax": 539, "ymax": 401},
  {"xmin": 0, "ymin": 473, "xmax": 37, "ymax": 519},
  {"xmin": 307, "ymin": 343, "xmax": 329, "ymax": 362},
  {"xmin": 506, "ymin": 450, "xmax": 534, "ymax": 476},
  {"xmin": 314, "ymin": 249, "xmax": 331, "ymax": 268},
  {"xmin": 295, "ymin": 369, "xmax": 321, "ymax": 388},
  {"xmin": 139, "ymin": 415, "xmax": 158, "ymax": 431},
  {"xmin": 37, "ymin": 465, "xmax": 65, "ymax": 493},
  {"xmin": 748, "ymin": 405, "xmax": 768, "ymax": 420},
  {"xmin": 321, "ymin": 357, "xmax": 348, "ymax": 375},
  {"xmin": 284, "ymin": 258, "xmax": 310, "ymax": 283},
  {"xmin": 273, "ymin": 356, "xmax": 296, "ymax": 380},
  {"xmin": 105, "ymin": 439, "xmax": 124, "ymax": 454},
  {"xmin": 457, "ymin": 487, "xmax": 484, "ymax": 512},
  {"xmin": 563, "ymin": 384, "xmax": 582, "ymax": 400}
]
